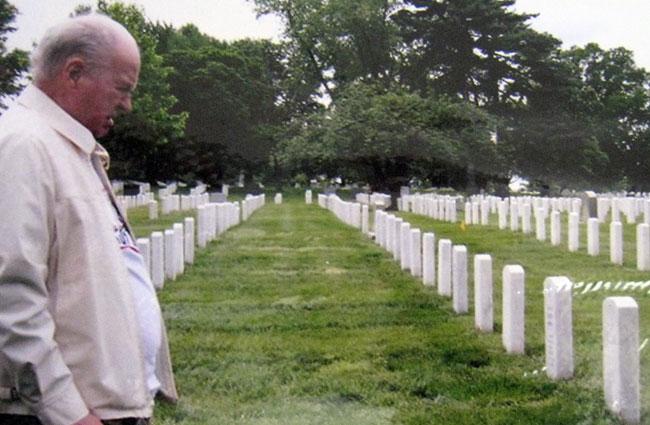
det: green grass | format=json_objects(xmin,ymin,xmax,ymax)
[{"xmin": 127, "ymin": 197, "xmax": 648, "ymax": 424}]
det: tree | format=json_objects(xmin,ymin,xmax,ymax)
[
  {"xmin": 154, "ymin": 23, "xmax": 300, "ymax": 185},
  {"xmin": 275, "ymin": 83, "xmax": 499, "ymax": 192},
  {"xmin": 562, "ymin": 44, "xmax": 650, "ymax": 189},
  {"xmin": 253, "ymin": 0, "xmax": 400, "ymax": 103},
  {"xmin": 0, "ymin": 0, "xmax": 28, "ymax": 110},
  {"xmin": 504, "ymin": 43, "xmax": 650, "ymax": 191},
  {"xmin": 393, "ymin": 0, "xmax": 560, "ymax": 115}
]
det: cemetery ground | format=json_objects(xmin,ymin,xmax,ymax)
[{"xmin": 129, "ymin": 193, "xmax": 649, "ymax": 424}]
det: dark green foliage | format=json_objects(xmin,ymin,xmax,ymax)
[
  {"xmin": 393, "ymin": 0, "xmax": 559, "ymax": 110},
  {"xmin": 0, "ymin": 0, "xmax": 28, "ymax": 110},
  {"xmin": 275, "ymin": 82, "xmax": 501, "ymax": 192},
  {"xmin": 152, "ymin": 23, "xmax": 302, "ymax": 185},
  {"xmin": 253, "ymin": 0, "xmax": 399, "ymax": 102}
]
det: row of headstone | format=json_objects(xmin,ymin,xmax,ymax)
[
  {"xmin": 398, "ymin": 194, "xmax": 460, "ymax": 223},
  {"xmin": 323, "ymin": 199, "xmax": 642, "ymax": 424},
  {"xmin": 353, "ymin": 192, "xmax": 391, "ymax": 209},
  {"xmin": 190, "ymin": 183, "xmax": 208, "ymax": 196},
  {"xmin": 322, "ymin": 195, "xmax": 370, "ymax": 234},
  {"xmin": 405, "ymin": 192, "xmax": 650, "ymax": 226},
  {"xmin": 157, "ymin": 182, "xmax": 178, "ymax": 198},
  {"xmin": 136, "ymin": 217, "xmax": 195, "ymax": 290},
  {"xmin": 158, "ymin": 193, "xmax": 212, "ymax": 216},
  {"xmin": 117, "ymin": 193, "xmax": 155, "ymax": 210},
  {"xmin": 242, "ymin": 194, "xmax": 266, "ymax": 221},
  {"xmin": 140, "ymin": 193, "xmax": 266, "ymax": 290},
  {"xmin": 542, "ymin": 279, "xmax": 641, "ymax": 424},
  {"xmin": 597, "ymin": 196, "xmax": 650, "ymax": 224},
  {"xmin": 405, "ymin": 193, "xmax": 650, "ymax": 270},
  {"xmin": 373, "ymin": 209, "xmax": 527, "ymax": 351},
  {"xmin": 196, "ymin": 202, "xmax": 239, "ymax": 248}
]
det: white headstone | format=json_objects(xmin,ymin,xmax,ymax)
[
  {"xmin": 480, "ymin": 199, "xmax": 489, "ymax": 225},
  {"xmin": 603, "ymin": 297, "xmax": 640, "ymax": 425},
  {"xmin": 393, "ymin": 217, "xmax": 403, "ymax": 261},
  {"xmin": 598, "ymin": 197, "xmax": 610, "ymax": 223},
  {"xmin": 136, "ymin": 238, "xmax": 151, "ymax": 278},
  {"xmin": 400, "ymin": 222, "xmax": 411, "ymax": 271},
  {"xmin": 535, "ymin": 208, "xmax": 546, "ymax": 241},
  {"xmin": 148, "ymin": 200, "xmax": 158, "ymax": 220},
  {"xmin": 452, "ymin": 245, "xmax": 468, "ymax": 314},
  {"xmin": 498, "ymin": 200, "xmax": 508, "ymax": 230},
  {"xmin": 610, "ymin": 221, "xmax": 623, "ymax": 265},
  {"xmin": 544, "ymin": 276, "xmax": 574, "ymax": 380},
  {"xmin": 164, "ymin": 229, "xmax": 176, "ymax": 280},
  {"xmin": 422, "ymin": 232, "xmax": 435, "ymax": 287},
  {"xmin": 197, "ymin": 205, "xmax": 207, "ymax": 248},
  {"xmin": 521, "ymin": 203, "xmax": 532, "ymax": 234},
  {"xmin": 437, "ymin": 239, "xmax": 452, "ymax": 297},
  {"xmin": 373, "ymin": 210, "xmax": 382, "ymax": 246},
  {"xmin": 509, "ymin": 200, "xmax": 519, "ymax": 231},
  {"xmin": 551, "ymin": 211, "xmax": 562, "ymax": 246},
  {"xmin": 502, "ymin": 265, "xmax": 525, "ymax": 354},
  {"xmin": 385, "ymin": 214, "xmax": 394, "ymax": 252},
  {"xmin": 305, "ymin": 189, "xmax": 313, "ymax": 204},
  {"xmin": 636, "ymin": 223, "xmax": 650, "ymax": 271},
  {"xmin": 150, "ymin": 232, "xmax": 164, "ymax": 290},
  {"xmin": 207, "ymin": 203, "xmax": 217, "ymax": 241},
  {"xmin": 361, "ymin": 205, "xmax": 369, "ymax": 235},
  {"xmin": 274, "ymin": 193, "xmax": 282, "ymax": 204},
  {"xmin": 568, "ymin": 212, "xmax": 579, "ymax": 252},
  {"xmin": 471, "ymin": 202, "xmax": 480, "ymax": 225},
  {"xmin": 173, "ymin": 223, "xmax": 185, "ymax": 275},
  {"xmin": 474, "ymin": 254, "xmax": 493, "ymax": 332},
  {"xmin": 184, "ymin": 217, "xmax": 195, "ymax": 264},
  {"xmin": 410, "ymin": 228, "xmax": 422, "ymax": 277},
  {"xmin": 587, "ymin": 218, "xmax": 600, "ymax": 256}
]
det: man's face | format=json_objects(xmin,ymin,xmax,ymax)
[{"xmin": 75, "ymin": 40, "xmax": 140, "ymax": 138}]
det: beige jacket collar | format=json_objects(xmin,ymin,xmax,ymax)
[{"xmin": 18, "ymin": 84, "xmax": 97, "ymax": 156}]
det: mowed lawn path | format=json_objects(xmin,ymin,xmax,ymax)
[{"xmin": 150, "ymin": 198, "xmax": 632, "ymax": 425}]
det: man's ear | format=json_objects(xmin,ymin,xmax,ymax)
[{"xmin": 63, "ymin": 57, "xmax": 86, "ymax": 85}]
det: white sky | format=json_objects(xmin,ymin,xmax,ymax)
[{"xmin": 6, "ymin": 0, "xmax": 650, "ymax": 71}]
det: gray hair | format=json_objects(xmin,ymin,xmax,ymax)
[{"xmin": 31, "ymin": 14, "xmax": 134, "ymax": 83}]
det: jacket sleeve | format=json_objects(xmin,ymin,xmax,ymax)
[{"xmin": 0, "ymin": 134, "xmax": 89, "ymax": 425}]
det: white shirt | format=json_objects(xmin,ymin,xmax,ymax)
[{"xmin": 108, "ymin": 203, "xmax": 162, "ymax": 396}]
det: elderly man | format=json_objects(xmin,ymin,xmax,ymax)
[{"xmin": 0, "ymin": 14, "xmax": 176, "ymax": 425}]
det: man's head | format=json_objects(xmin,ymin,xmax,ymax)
[{"xmin": 32, "ymin": 14, "xmax": 140, "ymax": 138}]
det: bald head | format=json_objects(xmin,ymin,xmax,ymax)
[
  {"xmin": 32, "ymin": 14, "xmax": 141, "ymax": 138},
  {"xmin": 31, "ymin": 14, "xmax": 139, "ymax": 85}
]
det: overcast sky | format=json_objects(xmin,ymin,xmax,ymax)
[{"xmin": 6, "ymin": 0, "xmax": 650, "ymax": 71}]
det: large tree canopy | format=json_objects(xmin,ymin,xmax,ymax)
[
  {"xmin": 153, "ymin": 23, "xmax": 300, "ymax": 185},
  {"xmin": 504, "ymin": 43, "xmax": 650, "ymax": 191},
  {"xmin": 275, "ymin": 83, "xmax": 500, "ymax": 192},
  {"xmin": 254, "ymin": 0, "xmax": 400, "ymax": 103},
  {"xmin": 393, "ymin": 0, "xmax": 560, "ymax": 111}
]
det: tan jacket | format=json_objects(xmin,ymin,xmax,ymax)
[{"xmin": 0, "ymin": 85, "xmax": 177, "ymax": 425}]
